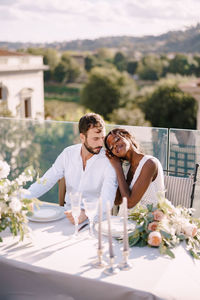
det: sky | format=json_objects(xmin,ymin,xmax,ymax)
[{"xmin": 1, "ymin": 0, "xmax": 200, "ymax": 43}]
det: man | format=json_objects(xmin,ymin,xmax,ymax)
[{"xmin": 28, "ymin": 113, "xmax": 118, "ymax": 224}]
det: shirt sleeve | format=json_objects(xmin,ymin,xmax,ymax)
[
  {"xmin": 27, "ymin": 148, "xmax": 67, "ymax": 199},
  {"xmin": 100, "ymin": 161, "xmax": 118, "ymax": 216}
]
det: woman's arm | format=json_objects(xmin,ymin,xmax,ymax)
[{"xmin": 107, "ymin": 153, "xmax": 157, "ymax": 208}]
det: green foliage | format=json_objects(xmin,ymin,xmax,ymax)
[
  {"xmin": 108, "ymin": 106, "xmax": 150, "ymax": 126},
  {"xmin": 113, "ymin": 52, "xmax": 127, "ymax": 72},
  {"xmin": 81, "ymin": 67, "xmax": 121, "ymax": 119},
  {"xmin": 136, "ymin": 55, "xmax": 165, "ymax": 80},
  {"xmin": 168, "ymin": 54, "xmax": 198, "ymax": 76},
  {"xmin": 84, "ymin": 55, "xmax": 97, "ymax": 72},
  {"xmin": 127, "ymin": 61, "xmax": 138, "ymax": 75},
  {"xmin": 0, "ymin": 102, "xmax": 12, "ymax": 117},
  {"xmin": 81, "ymin": 67, "xmax": 137, "ymax": 120},
  {"xmin": 54, "ymin": 53, "xmax": 81, "ymax": 83},
  {"xmin": 44, "ymin": 100, "xmax": 87, "ymax": 121},
  {"xmin": 141, "ymin": 84, "xmax": 197, "ymax": 129}
]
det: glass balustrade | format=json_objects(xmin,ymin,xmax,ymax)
[{"xmin": 0, "ymin": 117, "xmax": 199, "ymax": 216}]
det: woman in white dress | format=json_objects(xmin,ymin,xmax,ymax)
[{"xmin": 104, "ymin": 128, "xmax": 165, "ymax": 210}]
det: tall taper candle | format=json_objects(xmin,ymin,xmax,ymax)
[
  {"xmin": 98, "ymin": 197, "xmax": 102, "ymax": 250},
  {"xmin": 106, "ymin": 201, "xmax": 114, "ymax": 258},
  {"xmin": 123, "ymin": 197, "xmax": 129, "ymax": 252}
]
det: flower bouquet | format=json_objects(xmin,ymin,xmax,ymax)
[
  {"xmin": 0, "ymin": 160, "xmax": 38, "ymax": 242},
  {"xmin": 128, "ymin": 195, "xmax": 200, "ymax": 259}
]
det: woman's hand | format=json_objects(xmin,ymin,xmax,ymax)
[
  {"xmin": 106, "ymin": 150, "xmax": 122, "ymax": 170},
  {"xmin": 64, "ymin": 209, "xmax": 88, "ymax": 224}
]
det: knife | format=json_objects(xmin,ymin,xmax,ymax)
[{"xmin": 78, "ymin": 222, "xmax": 89, "ymax": 232}]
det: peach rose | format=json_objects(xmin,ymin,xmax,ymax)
[
  {"xmin": 152, "ymin": 210, "xmax": 164, "ymax": 221},
  {"xmin": 182, "ymin": 223, "xmax": 197, "ymax": 238},
  {"xmin": 148, "ymin": 221, "xmax": 158, "ymax": 231},
  {"xmin": 148, "ymin": 231, "xmax": 162, "ymax": 247}
]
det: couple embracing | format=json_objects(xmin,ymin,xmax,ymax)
[{"xmin": 28, "ymin": 113, "xmax": 165, "ymax": 224}]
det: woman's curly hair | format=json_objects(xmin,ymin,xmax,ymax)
[{"xmin": 104, "ymin": 128, "xmax": 140, "ymax": 155}]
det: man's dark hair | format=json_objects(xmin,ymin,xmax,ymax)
[{"xmin": 79, "ymin": 113, "xmax": 105, "ymax": 135}]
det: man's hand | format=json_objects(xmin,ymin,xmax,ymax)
[{"xmin": 64, "ymin": 209, "xmax": 88, "ymax": 224}]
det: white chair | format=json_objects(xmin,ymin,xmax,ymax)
[{"xmin": 164, "ymin": 163, "xmax": 199, "ymax": 208}]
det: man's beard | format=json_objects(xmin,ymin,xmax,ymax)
[{"xmin": 84, "ymin": 141, "xmax": 102, "ymax": 155}]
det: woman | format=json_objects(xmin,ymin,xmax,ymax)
[{"xmin": 104, "ymin": 128, "xmax": 165, "ymax": 210}]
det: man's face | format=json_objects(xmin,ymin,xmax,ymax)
[{"xmin": 81, "ymin": 126, "xmax": 106, "ymax": 155}]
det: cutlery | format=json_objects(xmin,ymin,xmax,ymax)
[{"xmin": 78, "ymin": 222, "xmax": 89, "ymax": 232}]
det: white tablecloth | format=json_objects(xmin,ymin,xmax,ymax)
[{"xmin": 1, "ymin": 211, "xmax": 200, "ymax": 300}]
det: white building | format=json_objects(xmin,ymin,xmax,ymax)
[{"xmin": 0, "ymin": 49, "xmax": 48, "ymax": 119}]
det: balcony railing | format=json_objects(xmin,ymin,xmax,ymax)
[{"xmin": 0, "ymin": 117, "xmax": 199, "ymax": 215}]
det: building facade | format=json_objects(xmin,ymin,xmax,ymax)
[{"xmin": 0, "ymin": 50, "xmax": 48, "ymax": 119}]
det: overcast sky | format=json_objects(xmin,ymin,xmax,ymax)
[{"xmin": 1, "ymin": 0, "xmax": 200, "ymax": 43}]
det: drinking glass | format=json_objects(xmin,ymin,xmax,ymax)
[
  {"xmin": 83, "ymin": 198, "xmax": 98, "ymax": 238},
  {"xmin": 70, "ymin": 192, "xmax": 81, "ymax": 238}
]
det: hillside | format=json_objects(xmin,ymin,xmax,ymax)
[{"xmin": 1, "ymin": 23, "xmax": 200, "ymax": 54}]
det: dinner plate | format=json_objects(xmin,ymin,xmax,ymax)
[
  {"xmin": 27, "ymin": 204, "xmax": 65, "ymax": 222},
  {"xmin": 95, "ymin": 216, "xmax": 136, "ymax": 238}
]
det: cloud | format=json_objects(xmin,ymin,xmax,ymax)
[{"xmin": 0, "ymin": 0, "xmax": 200, "ymax": 42}]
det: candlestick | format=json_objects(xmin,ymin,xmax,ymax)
[
  {"xmin": 92, "ymin": 197, "xmax": 106, "ymax": 268},
  {"xmin": 118, "ymin": 197, "xmax": 132, "ymax": 271},
  {"xmin": 98, "ymin": 196, "xmax": 102, "ymax": 250},
  {"xmin": 123, "ymin": 197, "xmax": 129, "ymax": 252},
  {"xmin": 103, "ymin": 201, "xmax": 119, "ymax": 275},
  {"xmin": 106, "ymin": 201, "xmax": 114, "ymax": 258}
]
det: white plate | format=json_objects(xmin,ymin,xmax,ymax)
[
  {"xmin": 27, "ymin": 204, "xmax": 65, "ymax": 222},
  {"xmin": 95, "ymin": 216, "xmax": 136, "ymax": 238}
]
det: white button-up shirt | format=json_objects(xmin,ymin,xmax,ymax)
[{"xmin": 28, "ymin": 144, "xmax": 118, "ymax": 214}]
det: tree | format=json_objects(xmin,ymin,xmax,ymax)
[
  {"xmin": 84, "ymin": 55, "xmax": 96, "ymax": 72},
  {"xmin": 113, "ymin": 52, "xmax": 127, "ymax": 72},
  {"xmin": 167, "ymin": 54, "xmax": 198, "ymax": 76},
  {"xmin": 108, "ymin": 106, "xmax": 150, "ymax": 126},
  {"xmin": 81, "ymin": 67, "xmax": 121, "ymax": 119},
  {"xmin": 136, "ymin": 55, "xmax": 164, "ymax": 80},
  {"xmin": 81, "ymin": 67, "xmax": 137, "ymax": 120},
  {"xmin": 142, "ymin": 85, "xmax": 197, "ymax": 129},
  {"xmin": 127, "ymin": 61, "xmax": 138, "ymax": 75},
  {"xmin": 54, "ymin": 53, "xmax": 81, "ymax": 83}
]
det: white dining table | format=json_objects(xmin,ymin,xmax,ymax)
[{"xmin": 0, "ymin": 206, "xmax": 200, "ymax": 300}]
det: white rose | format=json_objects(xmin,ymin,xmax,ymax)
[
  {"xmin": 9, "ymin": 197, "xmax": 22, "ymax": 213},
  {"xmin": 182, "ymin": 222, "xmax": 197, "ymax": 238},
  {"xmin": 0, "ymin": 201, "xmax": 9, "ymax": 214},
  {"xmin": 0, "ymin": 160, "xmax": 10, "ymax": 179}
]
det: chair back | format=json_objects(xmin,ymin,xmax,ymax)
[
  {"xmin": 164, "ymin": 163, "xmax": 199, "ymax": 208},
  {"xmin": 58, "ymin": 177, "xmax": 66, "ymax": 206}
]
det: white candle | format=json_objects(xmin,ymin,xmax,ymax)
[
  {"xmin": 123, "ymin": 197, "xmax": 129, "ymax": 252},
  {"xmin": 98, "ymin": 197, "xmax": 102, "ymax": 250},
  {"xmin": 106, "ymin": 201, "xmax": 114, "ymax": 258}
]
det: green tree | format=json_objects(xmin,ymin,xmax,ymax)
[
  {"xmin": 81, "ymin": 67, "xmax": 121, "ymax": 119},
  {"xmin": 81, "ymin": 67, "xmax": 137, "ymax": 120},
  {"xmin": 167, "ymin": 54, "xmax": 198, "ymax": 76},
  {"xmin": 127, "ymin": 61, "xmax": 138, "ymax": 75},
  {"xmin": 136, "ymin": 55, "xmax": 164, "ymax": 80},
  {"xmin": 142, "ymin": 85, "xmax": 197, "ymax": 129},
  {"xmin": 113, "ymin": 52, "xmax": 127, "ymax": 72},
  {"xmin": 84, "ymin": 55, "xmax": 97, "ymax": 72},
  {"xmin": 54, "ymin": 53, "xmax": 81, "ymax": 83}
]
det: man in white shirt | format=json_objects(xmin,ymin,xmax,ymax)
[{"xmin": 28, "ymin": 113, "xmax": 118, "ymax": 224}]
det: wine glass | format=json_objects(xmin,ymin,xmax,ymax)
[
  {"xmin": 69, "ymin": 192, "xmax": 81, "ymax": 238},
  {"xmin": 83, "ymin": 197, "xmax": 98, "ymax": 238}
]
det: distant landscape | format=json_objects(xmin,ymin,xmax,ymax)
[
  {"xmin": 1, "ymin": 24, "xmax": 200, "ymax": 54},
  {"xmin": 1, "ymin": 24, "xmax": 200, "ymax": 130}
]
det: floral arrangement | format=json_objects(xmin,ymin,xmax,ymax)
[
  {"xmin": 0, "ymin": 160, "xmax": 38, "ymax": 242},
  {"xmin": 128, "ymin": 195, "xmax": 200, "ymax": 259}
]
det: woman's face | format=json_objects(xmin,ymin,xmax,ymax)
[{"xmin": 106, "ymin": 133, "xmax": 130, "ymax": 157}]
